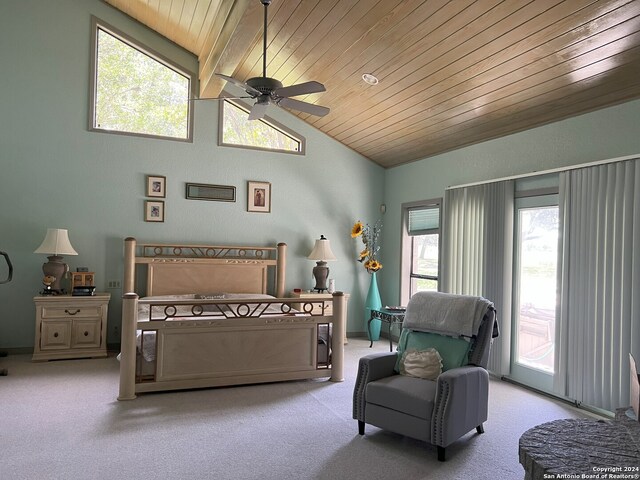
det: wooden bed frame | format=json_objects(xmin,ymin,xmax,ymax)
[{"xmin": 118, "ymin": 237, "xmax": 345, "ymax": 400}]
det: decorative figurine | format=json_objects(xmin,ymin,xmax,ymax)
[{"xmin": 41, "ymin": 275, "xmax": 57, "ymax": 295}]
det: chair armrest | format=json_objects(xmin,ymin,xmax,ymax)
[
  {"xmin": 352, "ymin": 352, "xmax": 398, "ymax": 421},
  {"xmin": 432, "ymin": 366, "xmax": 489, "ymax": 447}
]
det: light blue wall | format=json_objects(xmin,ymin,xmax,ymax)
[
  {"xmin": 0, "ymin": 0, "xmax": 384, "ymax": 348},
  {"xmin": 3, "ymin": 1, "xmax": 639, "ymax": 350},
  {"xmin": 382, "ymin": 99, "xmax": 640, "ymax": 305}
]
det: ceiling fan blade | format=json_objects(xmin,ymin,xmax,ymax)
[
  {"xmin": 248, "ymin": 101, "xmax": 269, "ymax": 121},
  {"xmin": 277, "ymin": 97, "xmax": 330, "ymax": 117},
  {"xmin": 189, "ymin": 96, "xmax": 253, "ymax": 101},
  {"xmin": 216, "ymin": 73, "xmax": 262, "ymax": 97},
  {"xmin": 273, "ymin": 81, "xmax": 326, "ymax": 98}
]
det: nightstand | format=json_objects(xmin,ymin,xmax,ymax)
[
  {"xmin": 290, "ymin": 291, "xmax": 350, "ymax": 344},
  {"xmin": 32, "ymin": 293, "xmax": 110, "ymax": 361}
]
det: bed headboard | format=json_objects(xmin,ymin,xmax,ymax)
[{"xmin": 123, "ymin": 238, "xmax": 287, "ymax": 297}]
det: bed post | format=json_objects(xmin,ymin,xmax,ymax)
[
  {"xmin": 276, "ymin": 242, "xmax": 287, "ymax": 298},
  {"xmin": 123, "ymin": 237, "xmax": 136, "ymax": 294},
  {"xmin": 118, "ymin": 292, "xmax": 138, "ymax": 401},
  {"xmin": 330, "ymin": 292, "xmax": 345, "ymax": 382}
]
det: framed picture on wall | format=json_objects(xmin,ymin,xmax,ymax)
[
  {"xmin": 146, "ymin": 175, "xmax": 166, "ymax": 198},
  {"xmin": 145, "ymin": 200, "xmax": 165, "ymax": 222},
  {"xmin": 247, "ymin": 181, "xmax": 271, "ymax": 213}
]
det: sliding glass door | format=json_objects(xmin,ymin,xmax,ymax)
[{"xmin": 511, "ymin": 194, "xmax": 559, "ymax": 392}]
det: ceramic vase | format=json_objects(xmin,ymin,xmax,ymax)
[{"xmin": 364, "ymin": 272, "xmax": 382, "ymax": 341}]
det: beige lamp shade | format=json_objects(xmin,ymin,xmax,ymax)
[
  {"xmin": 34, "ymin": 229, "xmax": 78, "ymax": 256},
  {"xmin": 307, "ymin": 235, "xmax": 337, "ymax": 261}
]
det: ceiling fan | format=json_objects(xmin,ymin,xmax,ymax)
[{"xmin": 215, "ymin": 0, "xmax": 330, "ymax": 120}]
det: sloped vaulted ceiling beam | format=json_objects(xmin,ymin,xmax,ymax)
[{"xmin": 199, "ymin": 0, "xmax": 263, "ymax": 98}]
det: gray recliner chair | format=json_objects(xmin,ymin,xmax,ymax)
[{"xmin": 353, "ymin": 291, "xmax": 499, "ymax": 461}]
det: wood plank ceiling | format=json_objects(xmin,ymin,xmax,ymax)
[{"xmin": 105, "ymin": 0, "xmax": 640, "ymax": 168}]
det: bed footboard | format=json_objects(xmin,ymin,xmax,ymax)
[{"xmin": 118, "ymin": 293, "xmax": 346, "ymax": 400}]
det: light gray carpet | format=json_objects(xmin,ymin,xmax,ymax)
[{"xmin": 0, "ymin": 339, "xmax": 596, "ymax": 480}]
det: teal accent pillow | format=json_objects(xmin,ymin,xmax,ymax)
[{"xmin": 395, "ymin": 329, "xmax": 471, "ymax": 374}]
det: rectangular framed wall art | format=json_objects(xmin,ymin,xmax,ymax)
[
  {"xmin": 146, "ymin": 175, "xmax": 166, "ymax": 198},
  {"xmin": 247, "ymin": 181, "xmax": 271, "ymax": 213},
  {"xmin": 186, "ymin": 183, "xmax": 236, "ymax": 202},
  {"xmin": 145, "ymin": 200, "xmax": 165, "ymax": 222}
]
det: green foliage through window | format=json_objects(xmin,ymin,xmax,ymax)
[
  {"xmin": 221, "ymin": 100, "xmax": 303, "ymax": 153},
  {"xmin": 92, "ymin": 23, "xmax": 191, "ymax": 140}
]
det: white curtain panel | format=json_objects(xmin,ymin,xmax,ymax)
[
  {"xmin": 556, "ymin": 158, "xmax": 640, "ymax": 411},
  {"xmin": 442, "ymin": 180, "xmax": 514, "ymax": 375}
]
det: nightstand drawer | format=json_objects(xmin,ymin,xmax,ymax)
[
  {"xmin": 72, "ymin": 319, "xmax": 101, "ymax": 348},
  {"xmin": 295, "ymin": 301, "xmax": 333, "ymax": 316},
  {"xmin": 40, "ymin": 320, "xmax": 72, "ymax": 350},
  {"xmin": 40, "ymin": 304, "xmax": 102, "ymax": 319}
]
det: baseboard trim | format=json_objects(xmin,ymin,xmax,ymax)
[
  {"xmin": 0, "ymin": 347, "xmax": 32, "ymax": 355},
  {"xmin": 499, "ymin": 375, "xmax": 612, "ymax": 419}
]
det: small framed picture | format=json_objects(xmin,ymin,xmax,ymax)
[
  {"xmin": 145, "ymin": 200, "xmax": 165, "ymax": 222},
  {"xmin": 146, "ymin": 175, "xmax": 166, "ymax": 198},
  {"xmin": 247, "ymin": 181, "xmax": 271, "ymax": 213}
]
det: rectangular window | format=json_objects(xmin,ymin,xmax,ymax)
[
  {"xmin": 401, "ymin": 200, "xmax": 441, "ymax": 305},
  {"xmin": 89, "ymin": 17, "xmax": 194, "ymax": 141},
  {"xmin": 219, "ymin": 99, "xmax": 305, "ymax": 154}
]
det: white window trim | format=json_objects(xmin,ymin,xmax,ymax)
[
  {"xmin": 89, "ymin": 16, "xmax": 196, "ymax": 142},
  {"xmin": 400, "ymin": 198, "xmax": 442, "ymax": 305},
  {"xmin": 218, "ymin": 98, "xmax": 306, "ymax": 155}
]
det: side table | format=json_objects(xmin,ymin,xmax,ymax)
[
  {"xmin": 33, "ymin": 293, "xmax": 110, "ymax": 361},
  {"xmin": 369, "ymin": 308, "xmax": 405, "ymax": 352},
  {"xmin": 290, "ymin": 291, "xmax": 350, "ymax": 344}
]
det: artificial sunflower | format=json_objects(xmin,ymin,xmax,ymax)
[
  {"xmin": 351, "ymin": 221, "xmax": 364, "ymax": 238},
  {"xmin": 351, "ymin": 219, "xmax": 383, "ymax": 273},
  {"xmin": 368, "ymin": 259, "xmax": 382, "ymax": 272}
]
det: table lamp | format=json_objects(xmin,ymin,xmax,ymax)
[
  {"xmin": 307, "ymin": 235, "xmax": 336, "ymax": 293},
  {"xmin": 34, "ymin": 228, "xmax": 78, "ymax": 293}
]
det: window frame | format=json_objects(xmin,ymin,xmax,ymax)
[
  {"xmin": 509, "ymin": 185, "xmax": 559, "ymax": 392},
  {"xmin": 89, "ymin": 16, "xmax": 195, "ymax": 142},
  {"xmin": 218, "ymin": 98, "xmax": 306, "ymax": 155},
  {"xmin": 400, "ymin": 198, "xmax": 442, "ymax": 305}
]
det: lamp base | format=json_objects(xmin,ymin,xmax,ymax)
[
  {"xmin": 312, "ymin": 261, "xmax": 329, "ymax": 293},
  {"xmin": 42, "ymin": 255, "xmax": 69, "ymax": 294}
]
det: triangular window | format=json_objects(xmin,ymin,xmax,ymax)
[{"xmin": 220, "ymin": 100, "xmax": 305, "ymax": 154}]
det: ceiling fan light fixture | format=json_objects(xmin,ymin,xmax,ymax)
[{"xmin": 362, "ymin": 73, "xmax": 379, "ymax": 85}]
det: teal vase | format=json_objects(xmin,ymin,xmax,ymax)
[{"xmin": 364, "ymin": 272, "xmax": 382, "ymax": 341}]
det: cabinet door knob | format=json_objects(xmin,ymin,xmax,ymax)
[
  {"xmin": 53, "ymin": 332, "xmax": 59, "ymax": 338},
  {"xmin": 84, "ymin": 331, "xmax": 89, "ymax": 336},
  {"xmin": 65, "ymin": 309, "xmax": 80, "ymax": 316}
]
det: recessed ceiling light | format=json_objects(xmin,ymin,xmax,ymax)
[{"xmin": 362, "ymin": 73, "xmax": 379, "ymax": 85}]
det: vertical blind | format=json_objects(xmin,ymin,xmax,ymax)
[
  {"xmin": 442, "ymin": 157, "xmax": 640, "ymax": 411},
  {"xmin": 441, "ymin": 181, "xmax": 514, "ymax": 375},
  {"xmin": 555, "ymin": 158, "xmax": 640, "ymax": 411}
]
